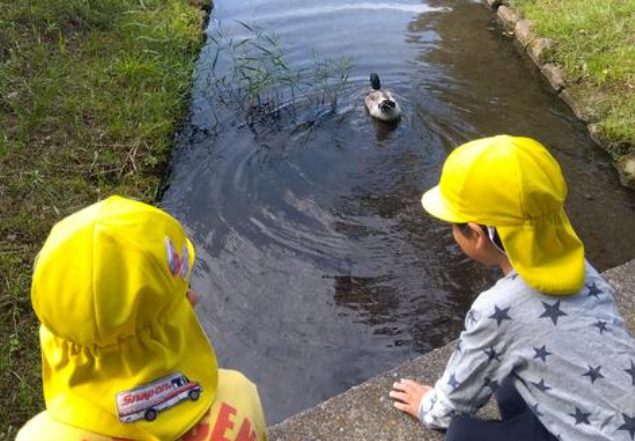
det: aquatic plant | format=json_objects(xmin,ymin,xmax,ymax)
[
  {"xmin": 312, "ymin": 50, "xmax": 354, "ymax": 108},
  {"xmin": 201, "ymin": 20, "xmax": 354, "ymax": 127}
]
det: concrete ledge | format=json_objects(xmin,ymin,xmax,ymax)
[
  {"xmin": 514, "ymin": 19, "xmax": 535, "ymax": 48},
  {"xmin": 268, "ymin": 344, "xmax": 455, "ymax": 441},
  {"xmin": 480, "ymin": 0, "xmax": 634, "ymax": 187},
  {"xmin": 496, "ymin": 6, "xmax": 520, "ymax": 29},
  {"xmin": 268, "ymin": 259, "xmax": 635, "ymax": 440},
  {"xmin": 603, "ymin": 258, "xmax": 635, "ymax": 330},
  {"xmin": 541, "ymin": 63, "xmax": 566, "ymax": 93}
]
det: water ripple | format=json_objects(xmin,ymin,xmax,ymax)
[{"xmin": 256, "ymin": 2, "xmax": 450, "ymax": 22}]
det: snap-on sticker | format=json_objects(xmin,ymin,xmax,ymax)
[
  {"xmin": 166, "ymin": 237, "xmax": 180, "ymax": 276},
  {"xmin": 116, "ymin": 372, "xmax": 202, "ymax": 423},
  {"xmin": 165, "ymin": 237, "xmax": 190, "ymax": 279}
]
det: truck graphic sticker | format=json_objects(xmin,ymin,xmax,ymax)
[{"xmin": 116, "ymin": 372, "xmax": 202, "ymax": 423}]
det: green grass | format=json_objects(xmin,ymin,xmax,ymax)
[
  {"xmin": 0, "ymin": 0, "xmax": 204, "ymax": 437},
  {"xmin": 509, "ymin": 0, "xmax": 635, "ymax": 155}
]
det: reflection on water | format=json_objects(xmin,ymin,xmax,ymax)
[{"xmin": 162, "ymin": 0, "xmax": 635, "ymax": 423}]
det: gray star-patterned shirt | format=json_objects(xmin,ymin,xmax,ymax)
[{"xmin": 419, "ymin": 261, "xmax": 635, "ymax": 440}]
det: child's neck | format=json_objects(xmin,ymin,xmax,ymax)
[{"xmin": 498, "ymin": 256, "xmax": 514, "ymax": 276}]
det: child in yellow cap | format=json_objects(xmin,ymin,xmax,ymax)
[
  {"xmin": 16, "ymin": 196, "xmax": 267, "ymax": 441},
  {"xmin": 389, "ymin": 136, "xmax": 635, "ymax": 441}
]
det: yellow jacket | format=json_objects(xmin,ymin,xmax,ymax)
[{"xmin": 18, "ymin": 370, "xmax": 267, "ymax": 441}]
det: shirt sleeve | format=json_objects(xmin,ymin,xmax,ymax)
[{"xmin": 418, "ymin": 295, "xmax": 517, "ymax": 429}]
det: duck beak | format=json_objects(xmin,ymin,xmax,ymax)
[{"xmin": 379, "ymin": 100, "xmax": 396, "ymax": 111}]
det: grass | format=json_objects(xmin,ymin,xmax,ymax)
[
  {"xmin": 508, "ymin": 0, "xmax": 635, "ymax": 156},
  {"xmin": 0, "ymin": 0, "xmax": 205, "ymax": 437}
]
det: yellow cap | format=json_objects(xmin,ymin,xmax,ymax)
[
  {"xmin": 31, "ymin": 196, "xmax": 218, "ymax": 440},
  {"xmin": 421, "ymin": 135, "xmax": 584, "ymax": 294}
]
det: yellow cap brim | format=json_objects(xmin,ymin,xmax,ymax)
[
  {"xmin": 497, "ymin": 209, "xmax": 585, "ymax": 295},
  {"xmin": 423, "ymin": 186, "xmax": 584, "ymax": 295},
  {"xmin": 421, "ymin": 185, "xmax": 468, "ymax": 224}
]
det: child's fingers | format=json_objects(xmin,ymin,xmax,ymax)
[
  {"xmin": 393, "ymin": 398, "xmax": 417, "ymax": 417},
  {"xmin": 392, "ymin": 379, "xmax": 421, "ymax": 394},
  {"xmin": 398, "ymin": 378, "xmax": 420, "ymax": 388},
  {"xmin": 393, "ymin": 400, "xmax": 410, "ymax": 412},
  {"xmin": 390, "ymin": 378, "xmax": 433, "ymax": 418},
  {"xmin": 388, "ymin": 390, "xmax": 408, "ymax": 402},
  {"xmin": 186, "ymin": 289, "xmax": 198, "ymax": 306},
  {"xmin": 393, "ymin": 379, "xmax": 418, "ymax": 390},
  {"xmin": 391, "ymin": 381, "xmax": 407, "ymax": 392}
]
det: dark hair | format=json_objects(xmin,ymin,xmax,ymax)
[{"xmin": 455, "ymin": 223, "xmax": 505, "ymax": 252}]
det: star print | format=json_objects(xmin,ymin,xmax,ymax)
[
  {"xmin": 569, "ymin": 407, "xmax": 591, "ymax": 425},
  {"xmin": 442, "ymin": 409, "xmax": 458, "ymax": 419},
  {"xmin": 533, "ymin": 345, "xmax": 553, "ymax": 362},
  {"xmin": 484, "ymin": 346, "xmax": 502, "ymax": 362},
  {"xmin": 625, "ymin": 360, "xmax": 635, "ymax": 386},
  {"xmin": 422, "ymin": 395, "xmax": 438, "ymax": 415},
  {"xmin": 586, "ymin": 282, "xmax": 603, "ymax": 298},
  {"xmin": 531, "ymin": 403, "xmax": 543, "ymax": 417},
  {"xmin": 466, "ymin": 309, "xmax": 478, "ymax": 326},
  {"xmin": 582, "ymin": 365, "xmax": 604, "ymax": 384},
  {"xmin": 488, "ymin": 305, "xmax": 512, "ymax": 327},
  {"xmin": 511, "ymin": 273, "xmax": 518, "ymax": 280},
  {"xmin": 531, "ymin": 379, "xmax": 551, "ymax": 393},
  {"xmin": 593, "ymin": 320, "xmax": 609, "ymax": 334},
  {"xmin": 618, "ymin": 413, "xmax": 635, "ymax": 439},
  {"xmin": 483, "ymin": 377, "xmax": 499, "ymax": 391},
  {"xmin": 539, "ymin": 300, "xmax": 567, "ymax": 326},
  {"xmin": 447, "ymin": 373, "xmax": 461, "ymax": 392}
]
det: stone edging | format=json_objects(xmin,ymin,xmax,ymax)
[
  {"xmin": 483, "ymin": 0, "xmax": 635, "ymax": 188},
  {"xmin": 267, "ymin": 258, "xmax": 635, "ymax": 440}
]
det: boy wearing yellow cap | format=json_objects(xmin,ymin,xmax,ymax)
[
  {"xmin": 16, "ymin": 196, "xmax": 267, "ymax": 441},
  {"xmin": 389, "ymin": 136, "xmax": 635, "ymax": 440}
]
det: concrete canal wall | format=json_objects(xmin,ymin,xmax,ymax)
[
  {"xmin": 268, "ymin": 258, "xmax": 635, "ymax": 441},
  {"xmin": 483, "ymin": 0, "xmax": 635, "ymax": 188}
]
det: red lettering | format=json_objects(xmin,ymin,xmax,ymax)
[
  {"xmin": 181, "ymin": 422, "xmax": 209, "ymax": 441},
  {"xmin": 211, "ymin": 403, "xmax": 237, "ymax": 441},
  {"xmin": 235, "ymin": 418, "xmax": 256, "ymax": 441},
  {"xmin": 181, "ymin": 409, "xmax": 211, "ymax": 441},
  {"xmin": 123, "ymin": 395, "xmax": 133, "ymax": 404}
]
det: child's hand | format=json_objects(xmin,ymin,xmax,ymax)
[
  {"xmin": 186, "ymin": 288, "xmax": 198, "ymax": 307},
  {"xmin": 389, "ymin": 379, "xmax": 433, "ymax": 418}
]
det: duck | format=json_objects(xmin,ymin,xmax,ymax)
[{"xmin": 364, "ymin": 73, "xmax": 401, "ymax": 123}]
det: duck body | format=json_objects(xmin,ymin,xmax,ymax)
[{"xmin": 364, "ymin": 73, "xmax": 401, "ymax": 123}]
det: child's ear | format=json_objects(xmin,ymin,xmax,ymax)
[{"xmin": 467, "ymin": 222, "xmax": 487, "ymax": 246}]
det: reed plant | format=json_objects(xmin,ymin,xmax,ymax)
[{"xmin": 201, "ymin": 21, "xmax": 354, "ymax": 128}]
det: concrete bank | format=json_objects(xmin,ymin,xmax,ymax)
[
  {"xmin": 482, "ymin": 0, "xmax": 635, "ymax": 188},
  {"xmin": 268, "ymin": 258, "xmax": 635, "ymax": 440}
]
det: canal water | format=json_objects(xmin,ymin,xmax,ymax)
[{"xmin": 161, "ymin": 0, "xmax": 635, "ymax": 424}]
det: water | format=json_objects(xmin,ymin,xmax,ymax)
[{"xmin": 161, "ymin": 0, "xmax": 635, "ymax": 424}]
